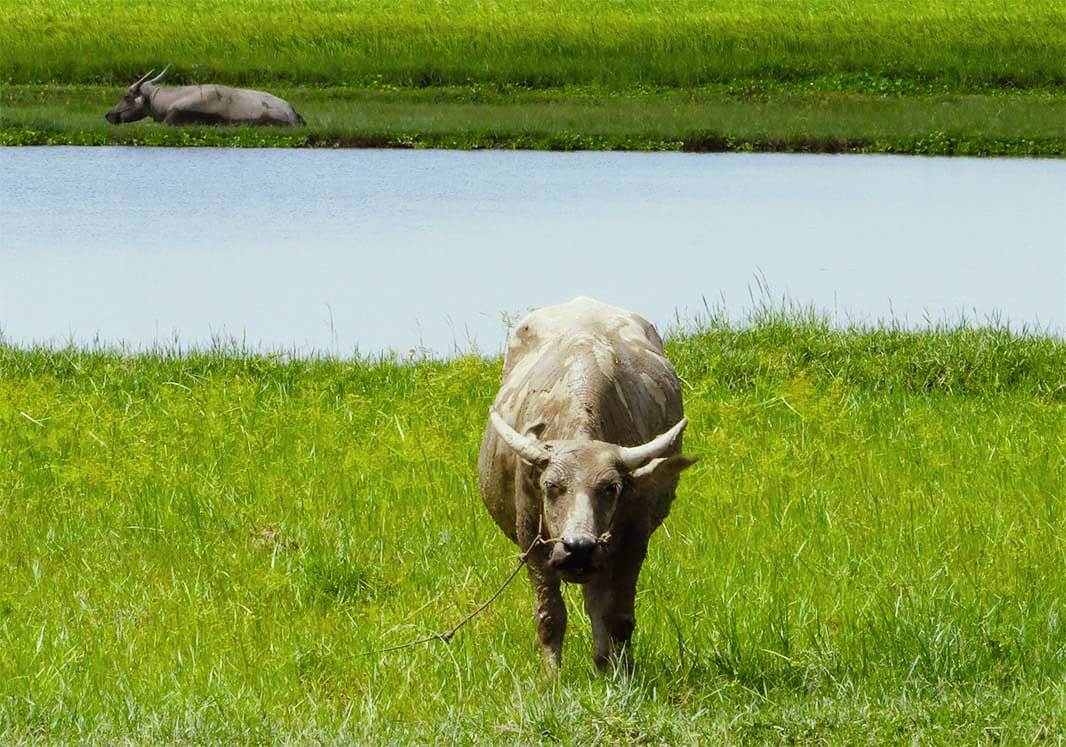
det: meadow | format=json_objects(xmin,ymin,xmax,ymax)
[
  {"xmin": 2, "ymin": 0, "xmax": 1064, "ymax": 154},
  {"xmin": 1, "ymin": 315, "xmax": 1063, "ymax": 742}
]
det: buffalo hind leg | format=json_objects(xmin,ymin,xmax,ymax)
[{"xmin": 529, "ymin": 567, "xmax": 566, "ymax": 672}]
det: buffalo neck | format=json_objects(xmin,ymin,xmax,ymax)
[{"xmin": 139, "ymin": 83, "xmax": 184, "ymax": 122}]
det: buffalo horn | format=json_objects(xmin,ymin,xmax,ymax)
[
  {"xmin": 489, "ymin": 409, "xmax": 551, "ymax": 466},
  {"xmin": 617, "ymin": 417, "xmax": 688, "ymax": 469},
  {"xmin": 146, "ymin": 65, "xmax": 170, "ymax": 86},
  {"xmin": 128, "ymin": 69, "xmax": 155, "ymax": 91}
]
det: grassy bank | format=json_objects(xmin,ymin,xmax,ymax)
[
  {"xmin": 2, "ymin": 0, "xmax": 1064, "ymax": 155},
  {"xmin": 1, "ymin": 317, "xmax": 1063, "ymax": 742},
  {"xmin": 2, "ymin": 1, "xmax": 1064, "ymax": 89},
  {"xmin": 4, "ymin": 85, "xmax": 1065, "ymax": 156}
]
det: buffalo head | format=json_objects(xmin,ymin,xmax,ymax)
[
  {"xmin": 490, "ymin": 410, "xmax": 695, "ymax": 583},
  {"xmin": 106, "ymin": 67, "xmax": 168, "ymax": 124}
]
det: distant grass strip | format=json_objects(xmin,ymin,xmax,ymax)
[
  {"xmin": 0, "ymin": 316, "xmax": 1064, "ymax": 742},
  {"xmin": 2, "ymin": 0, "xmax": 1064, "ymax": 90},
  {"xmin": 4, "ymin": 85, "xmax": 1064, "ymax": 156}
]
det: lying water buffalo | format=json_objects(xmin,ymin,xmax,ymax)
[
  {"xmin": 105, "ymin": 67, "xmax": 305, "ymax": 126},
  {"xmin": 479, "ymin": 297, "xmax": 696, "ymax": 672}
]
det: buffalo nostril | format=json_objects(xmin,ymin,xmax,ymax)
[{"xmin": 562, "ymin": 534, "xmax": 596, "ymax": 558}]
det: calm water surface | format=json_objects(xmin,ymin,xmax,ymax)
[{"xmin": 1, "ymin": 147, "xmax": 1063, "ymax": 354}]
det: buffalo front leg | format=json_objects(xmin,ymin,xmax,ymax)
[
  {"xmin": 162, "ymin": 107, "xmax": 223, "ymax": 126},
  {"xmin": 582, "ymin": 546, "xmax": 646, "ymax": 672},
  {"xmin": 528, "ymin": 565, "xmax": 566, "ymax": 672},
  {"xmin": 161, "ymin": 108, "xmax": 189, "ymax": 126}
]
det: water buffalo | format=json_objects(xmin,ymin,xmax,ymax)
[
  {"xmin": 479, "ymin": 297, "xmax": 696, "ymax": 672},
  {"xmin": 105, "ymin": 67, "xmax": 305, "ymax": 126}
]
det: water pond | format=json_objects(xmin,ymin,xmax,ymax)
[{"xmin": 1, "ymin": 147, "xmax": 1063, "ymax": 354}]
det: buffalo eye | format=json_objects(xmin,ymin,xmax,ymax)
[
  {"xmin": 603, "ymin": 482, "xmax": 622, "ymax": 500},
  {"xmin": 542, "ymin": 479, "xmax": 564, "ymax": 499}
]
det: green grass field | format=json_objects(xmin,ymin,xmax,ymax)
[
  {"xmin": 2, "ymin": 0, "xmax": 1064, "ymax": 154},
  {"xmin": 3, "ymin": 0, "xmax": 1064, "ymax": 89},
  {"xmin": 2, "ymin": 315, "xmax": 1063, "ymax": 742}
]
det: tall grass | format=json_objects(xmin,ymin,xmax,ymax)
[
  {"xmin": 1, "ymin": 317, "xmax": 1063, "ymax": 741},
  {"xmin": 2, "ymin": 0, "xmax": 1064, "ymax": 89}
]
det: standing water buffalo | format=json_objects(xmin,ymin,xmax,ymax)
[
  {"xmin": 479, "ymin": 297, "xmax": 696, "ymax": 672},
  {"xmin": 105, "ymin": 67, "xmax": 305, "ymax": 126}
]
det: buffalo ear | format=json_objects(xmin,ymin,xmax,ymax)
[
  {"xmin": 521, "ymin": 421, "xmax": 551, "ymax": 469},
  {"xmin": 489, "ymin": 409, "xmax": 551, "ymax": 467},
  {"xmin": 629, "ymin": 455, "xmax": 696, "ymax": 494},
  {"xmin": 524, "ymin": 420, "xmax": 548, "ymax": 440}
]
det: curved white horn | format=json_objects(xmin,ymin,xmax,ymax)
[
  {"xmin": 129, "ymin": 69, "xmax": 155, "ymax": 90},
  {"xmin": 489, "ymin": 409, "xmax": 550, "ymax": 466},
  {"xmin": 146, "ymin": 65, "xmax": 170, "ymax": 86},
  {"xmin": 617, "ymin": 417, "xmax": 688, "ymax": 470}
]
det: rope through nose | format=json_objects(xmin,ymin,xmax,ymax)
[
  {"xmin": 534, "ymin": 508, "xmax": 613, "ymax": 552},
  {"xmin": 352, "ymin": 504, "xmax": 614, "ymax": 658}
]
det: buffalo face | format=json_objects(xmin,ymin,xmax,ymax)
[
  {"xmin": 536, "ymin": 443, "xmax": 624, "ymax": 581},
  {"xmin": 105, "ymin": 91, "xmax": 149, "ymax": 124},
  {"xmin": 490, "ymin": 411, "xmax": 696, "ymax": 584},
  {"xmin": 106, "ymin": 67, "xmax": 168, "ymax": 124}
]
